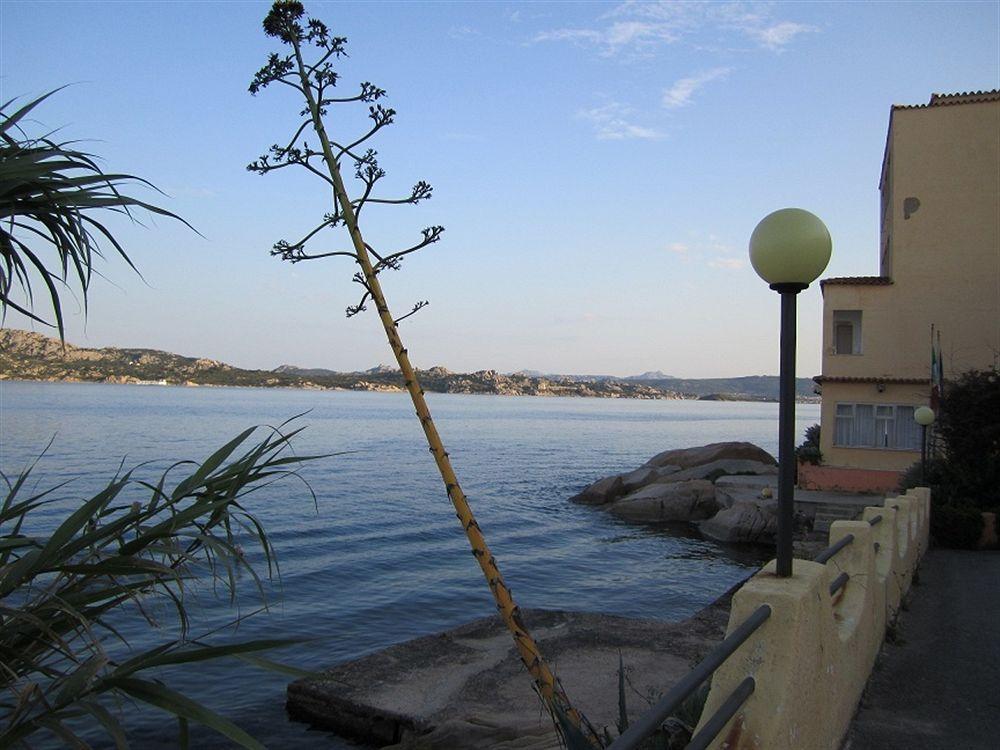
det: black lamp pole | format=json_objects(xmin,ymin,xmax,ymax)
[
  {"xmin": 920, "ymin": 424, "xmax": 928, "ymax": 484},
  {"xmin": 749, "ymin": 207, "xmax": 832, "ymax": 579},
  {"xmin": 773, "ymin": 282, "xmax": 807, "ymax": 578},
  {"xmin": 914, "ymin": 407, "xmax": 935, "ymax": 487}
]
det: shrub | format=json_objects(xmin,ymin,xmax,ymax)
[
  {"xmin": 796, "ymin": 424, "xmax": 822, "ymax": 466},
  {"xmin": 898, "ymin": 457, "xmax": 960, "ymax": 503},
  {"xmin": 934, "ymin": 368, "xmax": 1000, "ymax": 510},
  {"xmin": 930, "ymin": 502, "xmax": 985, "ymax": 549}
]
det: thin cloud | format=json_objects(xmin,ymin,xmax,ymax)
[
  {"xmin": 666, "ymin": 242, "xmax": 690, "ymax": 254},
  {"xmin": 662, "ymin": 67, "xmax": 731, "ymax": 108},
  {"xmin": 533, "ymin": 21, "xmax": 674, "ymax": 57},
  {"xmin": 747, "ymin": 21, "xmax": 817, "ymax": 51},
  {"xmin": 532, "ymin": 2, "xmax": 817, "ymax": 56},
  {"xmin": 449, "ymin": 25, "xmax": 481, "ymax": 40},
  {"xmin": 709, "ymin": 257, "xmax": 746, "ymax": 270},
  {"xmin": 578, "ymin": 103, "xmax": 664, "ymax": 140},
  {"xmin": 533, "ymin": 28, "xmax": 603, "ymax": 45},
  {"xmin": 605, "ymin": 20, "xmax": 679, "ymax": 49}
]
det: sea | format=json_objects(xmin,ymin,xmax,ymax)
[{"xmin": 0, "ymin": 381, "xmax": 819, "ymax": 748}]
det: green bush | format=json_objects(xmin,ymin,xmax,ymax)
[
  {"xmin": 796, "ymin": 424, "xmax": 822, "ymax": 466},
  {"xmin": 930, "ymin": 503, "xmax": 984, "ymax": 549},
  {"xmin": 898, "ymin": 457, "xmax": 959, "ymax": 503},
  {"xmin": 934, "ymin": 368, "xmax": 1000, "ymax": 510}
]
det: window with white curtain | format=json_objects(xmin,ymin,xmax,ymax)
[{"xmin": 833, "ymin": 403, "xmax": 922, "ymax": 450}]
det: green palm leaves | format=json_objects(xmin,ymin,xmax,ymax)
[
  {"xmin": 0, "ymin": 89, "xmax": 191, "ymax": 341},
  {"xmin": 0, "ymin": 423, "xmax": 319, "ymax": 747},
  {"xmin": 1, "ymin": 86, "xmax": 325, "ymax": 748}
]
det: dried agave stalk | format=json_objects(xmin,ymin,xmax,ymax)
[{"xmin": 249, "ymin": 2, "xmax": 599, "ymax": 743}]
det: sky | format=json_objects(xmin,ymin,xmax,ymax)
[{"xmin": 1, "ymin": 1, "xmax": 997, "ymax": 378}]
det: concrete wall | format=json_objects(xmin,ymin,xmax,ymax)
[
  {"xmin": 693, "ymin": 488, "xmax": 930, "ymax": 749},
  {"xmin": 815, "ymin": 96, "xmax": 999, "ymax": 480},
  {"xmin": 797, "ymin": 462, "xmax": 902, "ymax": 494},
  {"xmin": 823, "ymin": 99, "xmax": 1000, "ymax": 382}
]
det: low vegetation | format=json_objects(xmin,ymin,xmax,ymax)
[
  {"xmin": 900, "ymin": 367, "xmax": 1000, "ymax": 547},
  {"xmin": 1, "ymin": 90, "xmax": 319, "ymax": 746},
  {"xmin": 1, "ymin": 425, "xmax": 317, "ymax": 746},
  {"xmin": 796, "ymin": 423, "xmax": 822, "ymax": 465}
]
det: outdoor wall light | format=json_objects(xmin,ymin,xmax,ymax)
[
  {"xmin": 750, "ymin": 208, "xmax": 833, "ymax": 290},
  {"xmin": 749, "ymin": 208, "xmax": 832, "ymax": 578},
  {"xmin": 915, "ymin": 406, "xmax": 936, "ymax": 483}
]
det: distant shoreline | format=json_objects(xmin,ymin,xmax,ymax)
[
  {"xmin": 0, "ymin": 329, "xmax": 820, "ymax": 403},
  {"xmin": 0, "ymin": 377, "xmax": 823, "ymax": 404}
]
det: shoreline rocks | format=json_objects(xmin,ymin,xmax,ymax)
[{"xmin": 569, "ymin": 442, "xmax": 807, "ymax": 544}]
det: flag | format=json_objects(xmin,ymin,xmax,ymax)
[{"xmin": 930, "ymin": 326, "xmax": 943, "ymax": 410}]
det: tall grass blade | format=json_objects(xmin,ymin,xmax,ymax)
[{"xmin": 108, "ymin": 677, "xmax": 265, "ymax": 750}]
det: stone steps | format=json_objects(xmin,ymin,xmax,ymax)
[{"xmin": 810, "ymin": 502, "xmax": 863, "ymax": 532}]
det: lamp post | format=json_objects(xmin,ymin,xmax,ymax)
[
  {"xmin": 750, "ymin": 208, "xmax": 832, "ymax": 577},
  {"xmin": 914, "ymin": 406, "xmax": 935, "ymax": 484}
]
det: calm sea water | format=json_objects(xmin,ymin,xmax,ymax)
[{"xmin": 0, "ymin": 381, "xmax": 818, "ymax": 748}]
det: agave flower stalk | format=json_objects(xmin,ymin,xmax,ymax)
[{"xmin": 250, "ymin": 2, "xmax": 598, "ymax": 743}]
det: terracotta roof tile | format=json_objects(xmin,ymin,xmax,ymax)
[
  {"xmin": 893, "ymin": 89, "xmax": 1000, "ymax": 110},
  {"xmin": 820, "ymin": 276, "xmax": 892, "ymax": 287},
  {"xmin": 813, "ymin": 376, "xmax": 929, "ymax": 385}
]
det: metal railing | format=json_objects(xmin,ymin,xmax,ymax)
[
  {"xmin": 686, "ymin": 676, "xmax": 755, "ymax": 750},
  {"xmin": 607, "ymin": 604, "xmax": 771, "ymax": 749},
  {"xmin": 608, "ymin": 512, "xmax": 886, "ymax": 749}
]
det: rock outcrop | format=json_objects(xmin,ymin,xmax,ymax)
[
  {"xmin": 698, "ymin": 497, "xmax": 778, "ymax": 543},
  {"xmin": 643, "ymin": 442, "xmax": 777, "ymax": 470},
  {"xmin": 610, "ymin": 479, "xmax": 719, "ymax": 523},
  {"xmin": 571, "ymin": 442, "xmax": 783, "ymax": 541}
]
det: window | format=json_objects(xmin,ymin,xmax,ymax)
[
  {"xmin": 833, "ymin": 403, "xmax": 921, "ymax": 450},
  {"xmin": 833, "ymin": 310, "xmax": 862, "ymax": 355}
]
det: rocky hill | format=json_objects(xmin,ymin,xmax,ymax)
[
  {"xmin": 0, "ymin": 329, "xmax": 817, "ymax": 401},
  {"xmin": 0, "ymin": 330, "xmax": 681, "ymax": 399}
]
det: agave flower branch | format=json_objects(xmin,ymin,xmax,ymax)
[{"xmin": 249, "ymin": 2, "xmax": 599, "ymax": 743}]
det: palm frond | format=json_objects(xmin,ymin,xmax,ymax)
[{"xmin": 0, "ymin": 90, "xmax": 196, "ymax": 340}]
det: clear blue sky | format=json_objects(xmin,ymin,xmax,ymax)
[{"xmin": 2, "ymin": 1, "xmax": 997, "ymax": 377}]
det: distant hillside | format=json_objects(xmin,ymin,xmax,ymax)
[
  {"xmin": 628, "ymin": 375, "xmax": 816, "ymax": 401},
  {"xmin": 1, "ymin": 329, "xmax": 817, "ymax": 402},
  {"xmin": 624, "ymin": 370, "xmax": 675, "ymax": 381}
]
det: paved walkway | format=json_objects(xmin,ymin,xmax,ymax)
[{"xmin": 844, "ymin": 549, "xmax": 1000, "ymax": 749}]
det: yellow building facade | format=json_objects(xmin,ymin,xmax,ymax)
[{"xmin": 804, "ymin": 91, "xmax": 1000, "ymax": 492}]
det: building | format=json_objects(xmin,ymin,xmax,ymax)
[{"xmin": 802, "ymin": 90, "xmax": 1000, "ymax": 493}]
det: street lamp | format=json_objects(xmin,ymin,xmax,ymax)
[
  {"xmin": 914, "ymin": 406, "xmax": 936, "ymax": 484},
  {"xmin": 750, "ymin": 208, "xmax": 832, "ymax": 577}
]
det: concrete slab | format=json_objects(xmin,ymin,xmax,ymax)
[
  {"xmin": 287, "ymin": 588, "xmax": 740, "ymax": 749},
  {"xmin": 714, "ymin": 474, "xmax": 880, "ymax": 522}
]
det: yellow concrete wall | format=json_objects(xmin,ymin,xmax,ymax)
[
  {"xmin": 818, "ymin": 98, "xmax": 999, "ymax": 474},
  {"xmin": 818, "ymin": 381, "xmax": 925, "ymax": 472},
  {"xmin": 692, "ymin": 489, "xmax": 930, "ymax": 749},
  {"xmin": 824, "ymin": 100, "xmax": 999, "ymax": 381}
]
